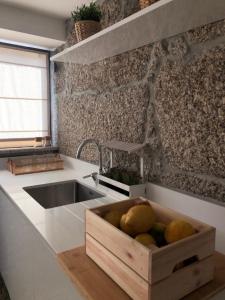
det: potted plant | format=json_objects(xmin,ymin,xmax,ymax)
[
  {"xmin": 71, "ymin": 2, "xmax": 102, "ymax": 42},
  {"xmin": 102, "ymin": 167, "xmax": 141, "ymax": 186},
  {"xmin": 139, "ymin": 0, "xmax": 159, "ymax": 10},
  {"xmin": 98, "ymin": 167, "xmax": 146, "ymax": 198}
]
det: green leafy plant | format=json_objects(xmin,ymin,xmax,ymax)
[
  {"xmin": 103, "ymin": 167, "xmax": 141, "ymax": 186},
  {"xmin": 71, "ymin": 2, "xmax": 102, "ymax": 22}
]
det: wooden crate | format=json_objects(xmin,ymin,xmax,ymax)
[
  {"xmin": 7, "ymin": 154, "xmax": 64, "ymax": 175},
  {"xmin": 85, "ymin": 197, "xmax": 216, "ymax": 300}
]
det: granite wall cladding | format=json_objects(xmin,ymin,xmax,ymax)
[{"xmin": 54, "ymin": 0, "xmax": 225, "ymax": 203}]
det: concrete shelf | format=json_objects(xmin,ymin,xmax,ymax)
[{"xmin": 51, "ymin": 0, "xmax": 225, "ymax": 65}]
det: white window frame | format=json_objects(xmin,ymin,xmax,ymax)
[{"xmin": 0, "ymin": 43, "xmax": 51, "ymax": 149}]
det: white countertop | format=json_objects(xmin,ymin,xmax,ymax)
[
  {"xmin": 0, "ymin": 155, "xmax": 225, "ymax": 300},
  {"xmin": 0, "ymin": 155, "xmax": 126, "ymax": 253}
]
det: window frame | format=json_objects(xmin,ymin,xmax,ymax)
[{"xmin": 0, "ymin": 42, "xmax": 51, "ymax": 149}]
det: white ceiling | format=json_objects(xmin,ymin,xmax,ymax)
[
  {"xmin": 0, "ymin": 0, "xmax": 93, "ymax": 19},
  {"xmin": 0, "ymin": 28, "xmax": 64, "ymax": 49}
]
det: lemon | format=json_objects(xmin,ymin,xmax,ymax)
[
  {"xmin": 125, "ymin": 204, "xmax": 156, "ymax": 235},
  {"xmin": 135, "ymin": 233, "xmax": 156, "ymax": 248},
  {"xmin": 104, "ymin": 210, "xmax": 123, "ymax": 228},
  {"xmin": 150, "ymin": 222, "xmax": 167, "ymax": 247},
  {"xmin": 120, "ymin": 214, "xmax": 135, "ymax": 236},
  {"xmin": 165, "ymin": 219, "xmax": 195, "ymax": 243}
]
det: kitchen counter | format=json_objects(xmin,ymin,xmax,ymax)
[
  {"xmin": 0, "ymin": 155, "xmax": 126, "ymax": 300},
  {"xmin": 0, "ymin": 155, "xmax": 125, "ymax": 253},
  {"xmin": 0, "ymin": 155, "xmax": 225, "ymax": 300}
]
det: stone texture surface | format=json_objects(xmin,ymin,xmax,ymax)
[
  {"xmin": 155, "ymin": 46, "xmax": 225, "ymax": 178},
  {"xmin": 160, "ymin": 172, "xmax": 225, "ymax": 203},
  {"xmin": 185, "ymin": 19, "xmax": 225, "ymax": 44},
  {"xmin": 58, "ymin": 84, "xmax": 149, "ymax": 160},
  {"xmin": 100, "ymin": 0, "xmax": 139, "ymax": 29},
  {"xmin": 54, "ymin": 0, "xmax": 225, "ymax": 203},
  {"xmin": 55, "ymin": 45, "xmax": 152, "ymax": 94}
]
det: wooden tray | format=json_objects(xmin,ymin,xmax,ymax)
[
  {"xmin": 58, "ymin": 247, "xmax": 225, "ymax": 300},
  {"xmin": 7, "ymin": 153, "xmax": 64, "ymax": 175},
  {"xmin": 58, "ymin": 246, "xmax": 130, "ymax": 300}
]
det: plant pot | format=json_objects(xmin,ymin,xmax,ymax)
[
  {"xmin": 98, "ymin": 174, "xmax": 146, "ymax": 197},
  {"xmin": 74, "ymin": 20, "xmax": 101, "ymax": 42},
  {"xmin": 139, "ymin": 0, "xmax": 159, "ymax": 9}
]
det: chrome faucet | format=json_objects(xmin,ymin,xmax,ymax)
[{"xmin": 76, "ymin": 139, "xmax": 103, "ymax": 174}]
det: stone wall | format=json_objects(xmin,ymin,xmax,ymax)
[{"xmin": 54, "ymin": 0, "xmax": 225, "ymax": 203}]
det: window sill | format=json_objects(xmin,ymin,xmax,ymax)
[{"xmin": 0, "ymin": 146, "xmax": 59, "ymax": 158}]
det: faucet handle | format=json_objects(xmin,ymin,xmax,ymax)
[{"xmin": 83, "ymin": 172, "xmax": 98, "ymax": 184}]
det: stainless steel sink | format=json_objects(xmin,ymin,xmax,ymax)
[{"xmin": 23, "ymin": 180, "xmax": 104, "ymax": 209}]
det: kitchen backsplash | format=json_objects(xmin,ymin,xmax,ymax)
[{"xmin": 54, "ymin": 0, "xmax": 225, "ymax": 203}]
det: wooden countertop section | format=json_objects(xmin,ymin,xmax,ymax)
[{"xmin": 58, "ymin": 247, "xmax": 225, "ymax": 300}]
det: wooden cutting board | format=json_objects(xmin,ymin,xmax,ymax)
[{"xmin": 57, "ymin": 247, "xmax": 225, "ymax": 300}]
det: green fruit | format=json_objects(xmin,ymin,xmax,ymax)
[
  {"xmin": 135, "ymin": 233, "xmax": 156, "ymax": 248},
  {"xmin": 150, "ymin": 222, "xmax": 167, "ymax": 247}
]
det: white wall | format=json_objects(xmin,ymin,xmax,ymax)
[
  {"xmin": 147, "ymin": 183, "xmax": 225, "ymax": 254},
  {"xmin": 0, "ymin": 3, "xmax": 66, "ymax": 49}
]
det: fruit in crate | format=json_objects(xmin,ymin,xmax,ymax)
[
  {"xmin": 102, "ymin": 201, "xmax": 196, "ymax": 247},
  {"xmin": 120, "ymin": 213, "xmax": 135, "ymax": 236},
  {"xmin": 86, "ymin": 198, "xmax": 215, "ymax": 300},
  {"xmin": 125, "ymin": 204, "xmax": 156, "ymax": 234},
  {"xmin": 104, "ymin": 210, "xmax": 123, "ymax": 228},
  {"xmin": 135, "ymin": 233, "xmax": 156, "ymax": 247},
  {"xmin": 165, "ymin": 219, "xmax": 195, "ymax": 243},
  {"xmin": 149, "ymin": 222, "xmax": 167, "ymax": 247}
]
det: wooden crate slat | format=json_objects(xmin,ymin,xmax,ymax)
[
  {"xmin": 151, "ymin": 229, "xmax": 215, "ymax": 283},
  {"xmin": 86, "ymin": 234, "xmax": 149, "ymax": 300},
  {"xmin": 148, "ymin": 199, "xmax": 212, "ymax": 231},
  {"xmin": 86, "ymin": 208, "xmax": 150, "ymax": 281},
  {"xmin": 151, "ymin": 256, "xmax": 215, "ymax": 300},
  {"xmin": 86, "ymin": 234, "xmax": 215, "ymax": 300}
]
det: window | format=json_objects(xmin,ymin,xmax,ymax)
[{"xmin": 0, "ymin": 44, "xmax": 50, "ymax": 148}]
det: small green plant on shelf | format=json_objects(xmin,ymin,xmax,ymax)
[
  {"xmin": 71, "ymin": 2, "xmax": 102, "ymax": 22},
  {"xmin": 103, "ymin": 167, "xmax": 141, "ymax": 186}
]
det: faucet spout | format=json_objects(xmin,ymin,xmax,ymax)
[{"xmin": 76, "ymin": 139, "xmax": 103, "ymax": 174}]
